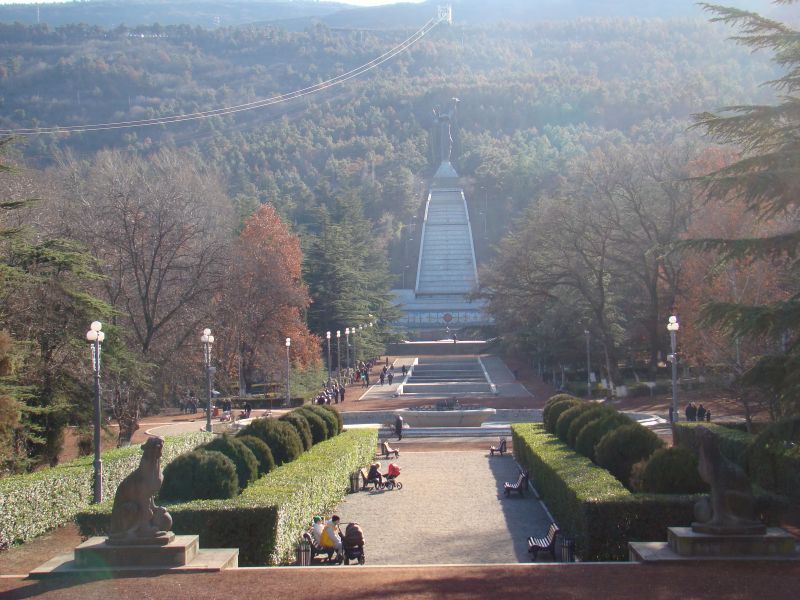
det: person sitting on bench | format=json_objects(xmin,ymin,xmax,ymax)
[
  {"xmin": 381, "ymin": 440, "xmax": 400, "ymax": 458},
  {"xmin": 366, "ymin": 462, "xmax": 383, "ymax": 487}
]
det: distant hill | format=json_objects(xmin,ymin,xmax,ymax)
[
  {"xmin": 318, "ymin": 1, "xmax": 779, "ymax": 30},
  {"xmin": 0, "ymin": 1, "xmax": 346, "ymax": 28},
  {"xmin": 0, "ymin": 0, "xmax": 779, "ymax": 30}
]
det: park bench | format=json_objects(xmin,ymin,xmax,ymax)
[
  {"xmin": 379, "ymin": 440, "xmax": 400, "ymax": 459},
  {"xmin": 302, "ymin": 531, "xmax": 336, "ymax": 562},
  {"xmin": 489, "ymin": 438, "xmax": 507, "ymax": 456},
  {"xmin": 503, "ymin": 470, "xmax": 528, "ymax": 497},
  {"xmin": 359, "ymin": 468, "xmax": 382, "ymax": 491},
  {"xmin": 527, "ymin": 522, "xmax": 560, "ymax": 561}
]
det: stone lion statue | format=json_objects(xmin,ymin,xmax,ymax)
[
  {"xmin": 109, "ymin": 436, "xmax": 173, "ymax": 545},
  {"xmin": 692, "ymin": 426, "xmax": 765, "ymax": 535}
]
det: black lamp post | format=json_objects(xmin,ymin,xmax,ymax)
[
  {"xmin": 85, "ymin": 321, "xmax": 104, "ymax": 503},
  {"xmin": 201, "ymin": 328, "xmax": 215, "ymax": 433},
  {"xmin": 584, "ymin": 329, "xmax": 591, "ymax": 399},
  {"xmin": 336, "ymin": 330, "xmax": 341, "ymax": 385},
  {"xmin": 285, "ymin": 337, "xmax": 291, "ymax": 407},
  {"xmin": 326, "ymin": 331, "xmax": 332, "ymax": 383},
  {"xmin": 667, "ymin": 316, "xmax": 680, "ymax": 422}
]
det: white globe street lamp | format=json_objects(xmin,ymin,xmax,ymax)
[
  {"xmin": 201, "ymin": 328, "xmax": 215, "ymax": 433},
  {"xmin": 326, "ymin": 331, "xmax": 332, "ymax": 383},
  {"xmin": 285, "ymin": 337, "xmax": 291, "ymax": 407},
  {"xmin": 667, "ymin": 316, "xmax": 680, "ymax": 422},
  {"xmin": 336, "ymin": 330, "xmax": 341, "ymax": 385},
  {"xmin": 86, "ymin": 321, "xmax": 105, "ymax": 503}
]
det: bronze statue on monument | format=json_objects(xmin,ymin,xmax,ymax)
[{"xmin": 433, "ymin": 97, "xmax": 459, "ymax": 163}]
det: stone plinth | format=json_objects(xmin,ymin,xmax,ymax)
[
  {"xmin": 75, "ymin": 535, "xmax": 199, "ymax": 568},
  {"xmin": 668, "ymin": 527, "xmax": 796, "ymax": 557},
  {"xmin": 29, "ymin": 535, "xmax": 238, "ymax": 578}
]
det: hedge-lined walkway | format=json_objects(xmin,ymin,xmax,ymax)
[{"xmin": 333, "ymin": 448, "xmax": 551, "ymax": 564}]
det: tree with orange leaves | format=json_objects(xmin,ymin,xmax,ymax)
[{"xmin": 216, "ymin": 204, "xmax": 319, "ymax": 394}]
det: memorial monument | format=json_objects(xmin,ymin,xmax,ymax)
[{"xmin": 393, "ymin": 99, "xmax": 491, "ymax": 330}]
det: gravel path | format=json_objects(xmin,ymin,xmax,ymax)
[{"xmin": 332, "ymin": 450, "xmax": 551, "ymax": 565}]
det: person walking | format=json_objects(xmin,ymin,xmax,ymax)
[
  {"xmin": 380, "ymin": 371, "xmax": 385, "ymax": 385},
  {"xmin": 339, "ymin": 385, "xmax": 345, "ymax": 403},
  {"xmin": 395, "ymin": 414, "xmax": 404, "ymax": 441},
  {"xmin": 387, "ymin": 371, "xmax": 394, "ymax": 385}
]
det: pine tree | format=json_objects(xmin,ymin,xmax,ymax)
[
  {"xmin": 304, "ymin": 191, "xmax": 399, "ymax": 364},
  {"xmin": 691, "ymin": 1, "xmax": 800, "ymax": 417}
]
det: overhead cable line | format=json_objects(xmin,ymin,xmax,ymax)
[{"xmin": 1, "ymin": 16, "xmax": 442, "ymax": 136}]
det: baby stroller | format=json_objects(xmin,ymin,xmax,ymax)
[
  {"xmin": 382, "ymin": 463, "xmax": 403, "ymax": 490},
  {"xmin": 341, "ymin": 522, "xmax": 366, "ymax": 565}
]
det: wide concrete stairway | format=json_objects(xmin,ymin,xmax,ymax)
[
  {"xmin": 400, "ymin": 357, "xmax": 495, "ymax": 396},
  {"xmin": 415, "ymin": 189, "xmax": 477, "ymax": 295}
]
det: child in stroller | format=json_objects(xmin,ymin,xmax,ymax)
[
  {"xmin": 341, "ymin": 522, "xmax": 366, "ymax": 565},
  {"xmin": 383, "ymin": 463, "xmax": 403, "ymax": 490}
]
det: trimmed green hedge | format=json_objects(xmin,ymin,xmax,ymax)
[
  {"xmin": 512, "ymin": 424, "xmax": 697, "ymax": 560},
  {"xmin": 0, "ymin": 432, "xmax": 211, "ymax": 550},
  {"xmin": 76, "ymin": 428, "xmax": 377, "ymax": 566},
  {"xmin": 746, "ymin": 417, "xmax": 800, "ymax": 501},
  {"xmin": 673, "ymin": 422, "xmax": 753, "ymax": 469}
]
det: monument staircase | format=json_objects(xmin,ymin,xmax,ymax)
[{"xmin": 415, "ymin": 188, "xmax": 477, "ymax": 295}]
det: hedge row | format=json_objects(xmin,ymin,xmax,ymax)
[
  {"xmin": 512, "ymin": 423, "xmax": 696, "ymax": 560},
  {"xmin": 673, "ymin": 422, "xmax": 753, "ymax": 469},
  {"xmin": 76, "ymin": 428, "xmax": 378, "ymax": 566},
  {"xmin": 0, "ymin": 432, "xmax": 211, "ymax": 550}
]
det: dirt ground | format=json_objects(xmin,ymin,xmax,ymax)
[{"xmin": 1, "ymin": 562, "xmax": 799, "ymax": 599}]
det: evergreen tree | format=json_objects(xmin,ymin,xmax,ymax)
[
  {"xmin": 691, "ymin": 1, "xmax": 800, "ymax": 417},
  {"xmin": 1, "ymin": 138, "xmax": 109, "ymax": 470},
  {"xmin": 304, "ymin": 191, "xmax": 399, "ymax": 364}
]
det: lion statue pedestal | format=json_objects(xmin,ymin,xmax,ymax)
[
  {"xmin": 29, "ymin": 436, "xmax": 239, "ymax": 577},
  {"xmin": 629, "ymin": 426, "xmax": 797, "ymax": 562}
]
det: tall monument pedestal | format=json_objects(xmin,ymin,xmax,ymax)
[
  {"xmin": 29, "ymin": 535, "xmax": 239, "ymax": 577},
  {"xmin": 630, "ymin": 527, "xmax": 799, "ymax": 562}
]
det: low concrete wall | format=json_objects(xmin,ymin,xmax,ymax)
[{"xmin": 342, "ymin": 408, "xmax": 542, "ymax": 426}]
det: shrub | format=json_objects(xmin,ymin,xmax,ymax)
[
  {"xmin": 555, "ymin": 403, "xmax": 595, "ymax": 443},
  {"xmin": 575, "ymin": 413, "xmax": 630, "ymax": 461},
  {"xmin": 320, "ymin": 405, "xmax": 344, "ymax": 433},
  {"xmin": 542, "ymin": 394, "xmax": 581, "ymax": 428},
  {"xmin": 160, "ymin": 450, "xmax": 239, "ymax": 501},
  {"xmin": 201, "ymin": 435, "xmax": 259, "ymax": 492},
  {"xmin": 0, "ymin": 431, "xmax": 210, "ymax": 550},
  {"xmin": 76, "ymin": 429, "xmax": 378, "ymax": 566},
  {"xmin": 305, "ymin": 404, "xmax": 338, "ymax": 438},
  {"xmin": 567, "ymin": 406, "xmax": 615, "ymax": 448},
  {"xmin": 673, "ymin": 422, "xmax": 753, "ymax": 469},
  {"xmin": 511, "ymin": 423, "xmax": 697, "ymax": 560},
  {"xmin": 595, "ymin": 424, "xmax": 664, "ymax": 487},
  {"xmin": 746, "ymin": 416, "xmax": 800, "ymax": 501},
  {"xmin": 296, "ymin": 408, "xmax": 328, "ymax": 444},
  {"xmin": 279, "ymin": 412, "xmax": 313, "ymax": 450},
  {"xmin": 237, "ymin": 418, "xmax": 303, "ymax": 466},
  {"xmin": 543, "ymin": 397, "xmax": 582, "ymax": 433},
  {"xmin": 236, "ymin": 435, "xmax": 276, "ymax": 477},
  {"xmin": 640, "ymin": 447, "xmax": 708, "ymax": 494}
]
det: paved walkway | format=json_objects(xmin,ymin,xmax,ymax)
[
  {"xmin": 332, "ymin": 449, "xmax": 550, "ymax": 564},
  {"xmin": 481, "ymin": 355, "xmax": 533, "ymax": 398}
]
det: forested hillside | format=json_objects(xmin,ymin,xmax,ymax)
[{"xmin": 0, "ymin": 17, "xmax": 776, "ymax": 249}]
